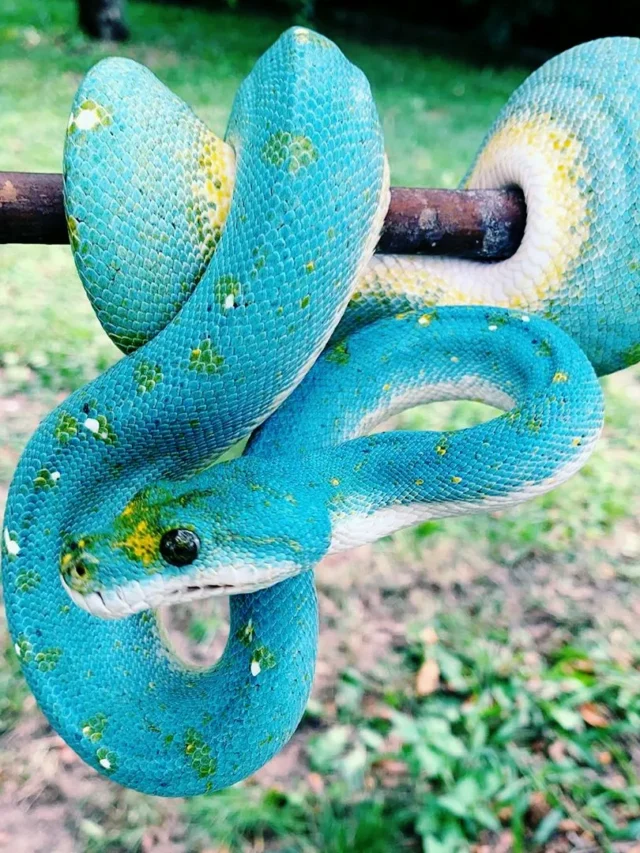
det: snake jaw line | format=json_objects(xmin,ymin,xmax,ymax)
[{"xmin": 62, "ymin": 560, "xmax": 301, "ymax": 620}]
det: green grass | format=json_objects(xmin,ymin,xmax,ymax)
[
  {"xmin": 0, "ymin": 0, "xmax": 525, "ymax": 392},
  {"xmin": 0, "ymin": 2, "xmax": 639, "ymax": 851}
]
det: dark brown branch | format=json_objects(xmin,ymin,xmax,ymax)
[{"xmin": 0, "ymin": 172, "xmax": 526, "ymax": 261}]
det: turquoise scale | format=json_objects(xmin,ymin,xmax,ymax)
[{"xmin": 1, "ymin": 30, "xmax": 636, "ymax": 798}]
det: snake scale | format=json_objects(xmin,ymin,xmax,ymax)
[{"xmin": 2, "ymin": 29, "xmax": 639, "ymax": 796}]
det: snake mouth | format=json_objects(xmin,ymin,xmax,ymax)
[{"xmin": 61, "ymin": 561, "xmax": 300, "ymax": 619}]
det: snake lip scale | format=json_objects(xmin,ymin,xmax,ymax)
[
  {"xmin": 2, "ymin": 27, "xmax": 637, "ymax": 796},
  {"xmin": 63, "ymin": 562, "xmax": 298, "ymax": 619}
]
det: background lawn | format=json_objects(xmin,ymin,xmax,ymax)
[{"xmin": 0, "ymin": 2, "xmax": 639, "ymax": 851}]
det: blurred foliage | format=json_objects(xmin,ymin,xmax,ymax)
[{"xmin": 211, "ymin": 0, "xmax": 640, "ymax": 54}]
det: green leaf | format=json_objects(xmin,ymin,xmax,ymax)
[
  {"xmin": 307, "ymin": 725, "xmax": 350, "ymax": 772},
  {"xmin": 548, "ymin": 705, "xmax": 584, "ymax": 732},
  {"xmin": 533, "ymin": 807, "xmax": 563, "ymax": 843}
]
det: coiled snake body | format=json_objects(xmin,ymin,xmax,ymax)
[{"xmin": 2, "ymin": 30, "xmax": 638, "ymax": 795}]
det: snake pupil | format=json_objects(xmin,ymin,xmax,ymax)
[{"xmin": 160, "ymin": 529, "xmax": 200, "ymax": 567}]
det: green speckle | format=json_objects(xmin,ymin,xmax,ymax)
[
  {"xmin": 81, "ymin": 712, "xmax": 108, "ymax": 743},
  {"xmin": 417, "ymin": 310, "xmax": 438, "ymax": 327},
  {"xmin": 68, "ymin": 99, "xmax": 113, "ymax": 133},
  {"xmin": 435, "ymin": 435, "xmax": 450, "ymax": 456},
  {"xmin": 622, "ymin": 342, "xmax": 640, "ymax": 367},
  {"xmin": 251, "ymin": 246, "xmax": 268, "ymax": 276},
  {"xmin": 33, "ymin": 468, "xmax": 59, "ymax": 489},
  {"xmin": 487, "ymin": 313, "xmax": 509, "ymax": 328},
  {"xmin": 236, "ymin": 620, "xmax": 256, "ymax": 647},
  {"xmin": 96, "ymin": 746, "xmax": 118, "ymax": 773},
  {"xmin": 536, "ymin": 340, "xmax": 552, "ymax": 357},
  {"xmin": 300, "ymin": 294, "xmax": 310, "ymax": 309},
  {"xmin": 326, "ymin": 340, "xmax": 350, "ymax": 365},
  {"xmin": 67, "ymin": 215, "xmax": 80, "ymax": 253},
  {"xmin": 15, "ymin": 569, "xmax": 40, "ymax": 593},
  {"xmin": 88, "ymin": 414, "xmax": 117, "ymax": 445},
  {"xmin": 189, "ymin": 339, "xmax": 225, "ymax": 374},
  {"xmin": 55, "ymin": 412, "xmax": 78, "ymax": 443},
  {"xmin": 164, "ymin": 734, "xmax": 175, "ymax": 747},
  {"xmin": 184, "ymin": 728, "xmax": 217, "ymax": 778},
  {"xmin": 34, "ymin": 647, "xmax": 63, "ymax": 672},
  {"xmin": 14, "ymin": 634, "xmax": 33, "ymax": 664},
  {"xmin": 251, "ymin": 646, "xmax": 277, "ymax": 673},
  {"xmin": 133, "ymin": 361, "xmax": 163, "ymax": 394},
  {"xmin": 261, "ymin": 131, "xmax": 318, "ymax": 174},
  {"xmin": 215, "ymin": 274, "xmax": 243, "ymax": 310},
  {"xmin": 528, "ymin": 416, "xmax": 543, "ymax": 433}
]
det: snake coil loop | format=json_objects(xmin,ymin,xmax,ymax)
[{"xmin": 2, "ymin": 30, "xmax": 637, "ymax": 796}]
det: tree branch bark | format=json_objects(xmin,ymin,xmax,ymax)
[{"xmin": 0, "ymin": 172, "xmax": 526, "ymax": 260}]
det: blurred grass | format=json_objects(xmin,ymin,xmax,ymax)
[
  {"xmin": 0, "ymin": 0, "xmax": 525, "ymax": 392},
  {"xmin": 0, "ymin": 2, "xmax": 639, "ymax": 852}
]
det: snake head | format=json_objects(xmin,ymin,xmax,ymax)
[{"xmin": 59, "ymin": 457, "xmax": 331, "ymax": 619}]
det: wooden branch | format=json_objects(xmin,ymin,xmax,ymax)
[{"xmin": 0, "ymin": 172, "xmax": 526, "ymax": 260}]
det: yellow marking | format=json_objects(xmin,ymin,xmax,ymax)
[
  {"xmin": 418, "ymin": 312, "xmax": 436, "ymax": 326},
  {"xmin": 471, "ymin": 114, "xmax": 590, "ymax": 306},
  {"xmin": 553, "ymin": 371, "xmax": 569, "ymax": 383},
  {"xmin": 572, "ymin": 437, "xmax": 582, "ymax": 447},
  {"xmin": 190, "ymin": 128, "xmax": 236, "ymax": 258},
  {"xmin": 383, "ymin": 383, "xmax": 391, "ymax": 391},
  {"xmin": 451, "ymin": 476, "xmax": 462, "ymax": 484},
  {"xmin": 117, "ymin": 519, "xmax": 159, "ymax": 567},
  {"xmin": 330, "ymin": 477, "xmax": 340, "ymax": 487},
  {"xmin": 304, "ymin": 261, "xmax": 315, "ymax": 274},
  {"xmin": 351, "ymin": 113, "xmax": 591, "ymax": 316},
  {"xmin": 415, "ymin": 478, "xmax": 424, "ymax": 486}
]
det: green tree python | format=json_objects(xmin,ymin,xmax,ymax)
[{"xmin": 2, "ymin": 30, "xmax": 638, "ymax": 795}]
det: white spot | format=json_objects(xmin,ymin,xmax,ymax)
[
  {"xmin": 98, "ymin": 757, "xmax": 111, "ymax": 770},
  {"xmin": 74, "ymin": 108, "xmax": 100, "ymax": 131},
  {"xmin": 4, "ymin": 528, "xmax": 20, "ymax": 556},
  {"xmin": 488, "ymin": 324, "xmax": 498, "ymax": 332},
  {"xmin": 293, "ymin": 26, "xmax": 311, "ymax": 42},
  {"xmin": 51, "ymin": 471, "xmax": 61, "ymax": 481},
  {"xmin": 250, "ymin": 660, "xmax": 261, "ymax": 677},
  {"xmin": 99, "ymin": 432, "xmax": 108, "ymax": 440},
  {"xmin": 521, "ymin": 315, "xmax": 530, "ymax": 322},
  {"xmin": 84, "ymin": 417, "xmax": 100, "ymax": 434},
  {"xmin": 82, "ymin": 725, "xmax": 91, "ymax": 736},
  {"xmin": 451, "ymin": 356, "xmax": 459, "ymax": 363},
  {"xmin": 14, "ymin": 643, "xmax": 21, "ymax": 657},
  {"xmin": 224, "ymin": 293, "xmax": 235, "ymax": 310}
]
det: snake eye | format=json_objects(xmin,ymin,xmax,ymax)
[{"xmin": 160, "ymin": 529, "xmax": 200, "ymax": 567}]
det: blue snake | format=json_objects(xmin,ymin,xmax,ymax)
[{"xmin": 2, "ymin": 29, "xmax": 638, "ymax": 796}]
